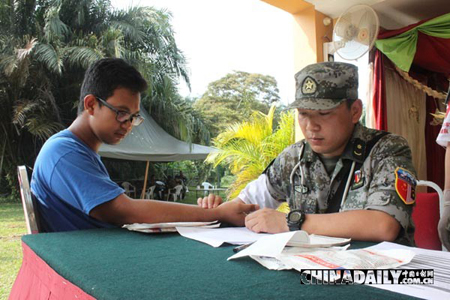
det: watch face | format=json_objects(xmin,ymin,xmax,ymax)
[{"xmin": 289, "ymin": 211, "xmax": 302, "ymax": 222}]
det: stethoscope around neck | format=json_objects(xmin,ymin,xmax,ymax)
[{"xmin": 288, "ymin": 143, "xmax": 356, "ymax": 212}]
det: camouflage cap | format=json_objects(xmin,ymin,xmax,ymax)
[{"xmin": 289, "ymin": 62, "xmax": 358, "ymax": 110}]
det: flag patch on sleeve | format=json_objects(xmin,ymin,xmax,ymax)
[{"xmin": 395, "ymin": 167, "xmax": 416, "ymax": 205}]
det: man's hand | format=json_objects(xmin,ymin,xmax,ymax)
[
  {"xmin": 197, "ymin": 194, "xmax": 222, "ymax": 209},
  {"xmin": 438, "ymin": 190, "xmax": 450, "ymax": 251},
  {"xmin": 214, "ymin": 200, "xmax": 259, "ymax": 226},
  {"xmin": 245, "ymin": 208, "xmax": 289, "ymax": 233}
]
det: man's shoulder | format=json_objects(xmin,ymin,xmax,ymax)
[
  {"xmin": 270, "ymin": 141, "xmax": 305, "ymax": 170},
  {"xmin": 361, "ymin": 127, "xmax": 416, "ymax": 175},
  {"xmin": 279, "ymin": 141, "xmax": 305, "ymax": 156},
  {"xmin": 372, "ymin": 131, "xmax": 410, "ymax": 152},
  {"xmin": 357, "ymin": 125, "xmax": 410, "ymax": 150},
  {"xmin": 38, "ymin": 129, "xmax": 93, "ymax": 162}
]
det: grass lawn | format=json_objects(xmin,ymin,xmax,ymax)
[
  {"xmin": 0, "ymin": 188, "xmax": 226, "ymax": 299},
  {"xmin": 180, "ymin": 186, "xmax": 228, "ymax": 204},
  {"xmin": 0, "ymin": 201, "xmax": 26, "ymax": 300}
]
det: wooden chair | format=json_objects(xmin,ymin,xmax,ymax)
[
  {"xmin": 17, "ymin": 165, "xmax": 41, "ymax": 234},
  {"xmin": 412, "ymin": 180, "xmax": 444, "ymax": 250}
]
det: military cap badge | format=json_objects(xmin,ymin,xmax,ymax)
[{"xmin": 302, "ymin": 77, "xmax": 317, "ymax": 95}]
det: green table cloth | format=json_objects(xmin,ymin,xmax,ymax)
[{"xmin": 20, "ymin": 228, "xmax": 419, "ymax": 300}]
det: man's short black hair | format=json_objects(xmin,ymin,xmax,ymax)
[
  {"xmin": 345, "ymin": 98, "xmax": 357, "ymax": 109},
  {"xmin": 78, "ymin": 58, "xmax": 148, "ymax": 115}
]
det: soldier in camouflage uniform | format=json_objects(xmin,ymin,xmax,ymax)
[{"xmin": 199, "ymin": 62, "xmax": 417, "ymax": 246}]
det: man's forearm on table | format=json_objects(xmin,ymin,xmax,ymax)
[{"xmin": 302, "ymin": 209, "xmax": 400, "ymax": 242}]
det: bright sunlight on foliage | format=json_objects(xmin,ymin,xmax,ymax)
[{"xmin": 206, "ymin": 105, "xmax": 295, "ymax": 200}]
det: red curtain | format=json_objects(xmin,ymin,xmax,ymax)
[
  {"xmin": 372, "ymin": 50, "xmax": 387, "ymax": 131},
  {"xmin": 372, "ymin": 16, "xmax": 450, "ymax": 187}
]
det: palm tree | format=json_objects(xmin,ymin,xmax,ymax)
[
  {"xmin": 0, "ymin": 0, "xmax": 209, "ymax": 195},
  {"xmin": 206, "ymin": 105, "xmax": 295, "ymax": 200}
]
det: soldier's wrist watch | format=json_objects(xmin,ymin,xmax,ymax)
[{"xmin": 287, "ymin": 209, "xmax": 306, "ymax": 231}]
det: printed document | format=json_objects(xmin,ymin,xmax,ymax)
[{"xmin": 367, "ymin": 242, "xmax": 450, "ymax": 300}]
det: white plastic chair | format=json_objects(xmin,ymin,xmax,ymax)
[
  {"xmin": 122, "ymin": 181, "xmax": 136, "ymax": 197},
  {"xmin": 167, "ymin": 185, "xmax": 184, "ymax": 202},
  {"xmin": 146, "ymin": 185, "xmax": 156, "ymax": 199},
  {"xmin": 17, "ymin": 166, "xmax": 41, "ymax": 234},
  {"xmin": 201, "ymin": 182, "xmax": 214, "ymax": 196}
]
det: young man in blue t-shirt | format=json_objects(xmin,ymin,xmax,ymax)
[{"xmin": 31, "ymin": 58, "xmax": 257, "ymax": 232}]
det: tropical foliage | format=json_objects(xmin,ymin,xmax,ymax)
[
  {"xmin": 206, "ymin": 105, "xmax": 295, "ymax": 200},
  {"xmin": 194, "ymin": 71, "xmax": 283, "ymax": 137},
  {"xmin": 0, "ymin": 0, "xmax": 207, "ymax": 195}
]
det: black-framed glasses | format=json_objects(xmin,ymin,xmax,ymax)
[{"xmin": 96, "ymin": 97, "xmax": 144, "ymax": 126}]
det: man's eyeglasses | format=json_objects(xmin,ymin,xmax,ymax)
[{"xmin": 96, "ymin": 97, "xmax": 144, "ymax": 126}]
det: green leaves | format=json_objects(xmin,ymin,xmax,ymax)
[
  {"xmin": 206, "ymin": 105, "xmax": 294, "ymax": 200},
  {"xmin": 194, "ymin": 71, "xmax": 282, "ymax": 137},
  {"xmin": 0, "ymin": 0, "xmax": 197, "ymax": 194},
  {"xmin": 34, "ymin": 43, "xmax": 63, "ymax": 74}
]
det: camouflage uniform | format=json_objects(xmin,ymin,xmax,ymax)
[
  {"xmin": 267, "ymin": 62, "xmax": 416, "ymax": 245},
  {"xmin": 265, "ymin": 123, "xmax": 416, "ymax": 245}
]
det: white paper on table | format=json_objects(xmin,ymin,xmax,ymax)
[
  {"xmin": 124, "ymin": 221, "xmax": 219, "ymax": 230},
  {"xmin": 296, "ymin": 234, "xmax": 351, "ymax": 248},
  {"xmin": 277, "ymin": 248, "xmax": 414, "ymax": 273},
  {"xmin": 123, "ymin": 221, "xmax": 220, "ymax": 233},
  {"xmin": 228, "ymin": 231, "xmax": 351, "ymax": 260},
  {"xmin": 176, "ymin": 227, "xmax": 267, "ymax": 248},
  {"xmin": 250, "ymin": 245, "xmax": 351, "ymax": 270},
  {"xmin": 228, "ymin": 231, "xmax": 307, "ymax": 260},
  {"xmin": 366, "ymin": 242, "xmax": 450, "ymax": 300}
]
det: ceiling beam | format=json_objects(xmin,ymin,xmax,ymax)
[{"xmin": 261, "ymin": 0, "xmax": 313, "ymax": 14}]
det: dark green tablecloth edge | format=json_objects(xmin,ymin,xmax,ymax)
[{"xmin": 22, "ymin": 228, "xmax": 421, "ymax": 300}]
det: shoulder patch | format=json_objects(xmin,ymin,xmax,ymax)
[{"xmin": 395, "ymin": 167, "xmax": 416, "ymax": 205}]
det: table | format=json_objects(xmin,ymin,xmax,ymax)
[{"xmin": 10, "ymin": 228, "xmax": 419, "ymax": 300}]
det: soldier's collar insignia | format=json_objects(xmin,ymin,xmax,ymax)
[
  {"xmin": 302, "ymin": 76, "xmax": 317, "ymax": 95},
  {"xmin": 352, "ymin": 139, "xmax": 365, "ymax": 160}
]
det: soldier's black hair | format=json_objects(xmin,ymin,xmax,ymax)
[
  {"xmin": 345, "ymin": 99, "xmax": 357, "ymax": 109},
  {"xmin": 77, "ymin": 58, "xmax": 148, "ymax": 115}
]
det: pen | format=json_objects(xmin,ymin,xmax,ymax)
[{"xmin": 233, "ymin": 242, "xmax": 255, "ymax": 253}]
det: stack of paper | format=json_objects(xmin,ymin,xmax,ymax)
[
  {"xmin": 286, "ymin": 232, "xmax": 351, "ymax": 248},
  {"xmin": 229, "ymin": 232, "xmax": 414, "ymax": 274},
  {"xmin": 176, "ymin": 227, "xmax": 351, "ymax": 249},
  {"xmin": 176, "ymin": 227, "xmax": 268, "ymax": 247},
  {"xmin": 122, "ymin": 221, "xmax": 220, "ymax": 233},
  {"xmin": 367, "ymin": 242, "xmax": 450, "ymax": 300},
  {"xmin": 228, "ymin": 231, "xmax": 351, "ymax": 261}
]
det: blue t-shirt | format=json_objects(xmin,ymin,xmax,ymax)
[{"xmin": 31, "ymin": 129, "xmax": 124, "ymax": 232}]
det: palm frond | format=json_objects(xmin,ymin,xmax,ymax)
[
  {"xmin": 34, "ymin": 43, "xmax": 64, "ymax": 74},
  {"xmin": 12, "ymin": 100, "xmax": 40, "ymax": 126},
  {"xmin": 44, "ymin": 5, "xmax": 70, "ymax": 42},
  {"xmin": 206, "ymin": 105, "xmax": 295, "ymax": 199},
  {"xmin": 25, "ymin": 118, "xmax": 64, "ymax": 141},
  {"xmin": 63, "ymin": 46, "xmax": 103, "ymax": 69}
]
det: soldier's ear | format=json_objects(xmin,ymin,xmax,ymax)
[{"xmin": 351, "ymin": 99, "xmax": 363, "ymax": 123}]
